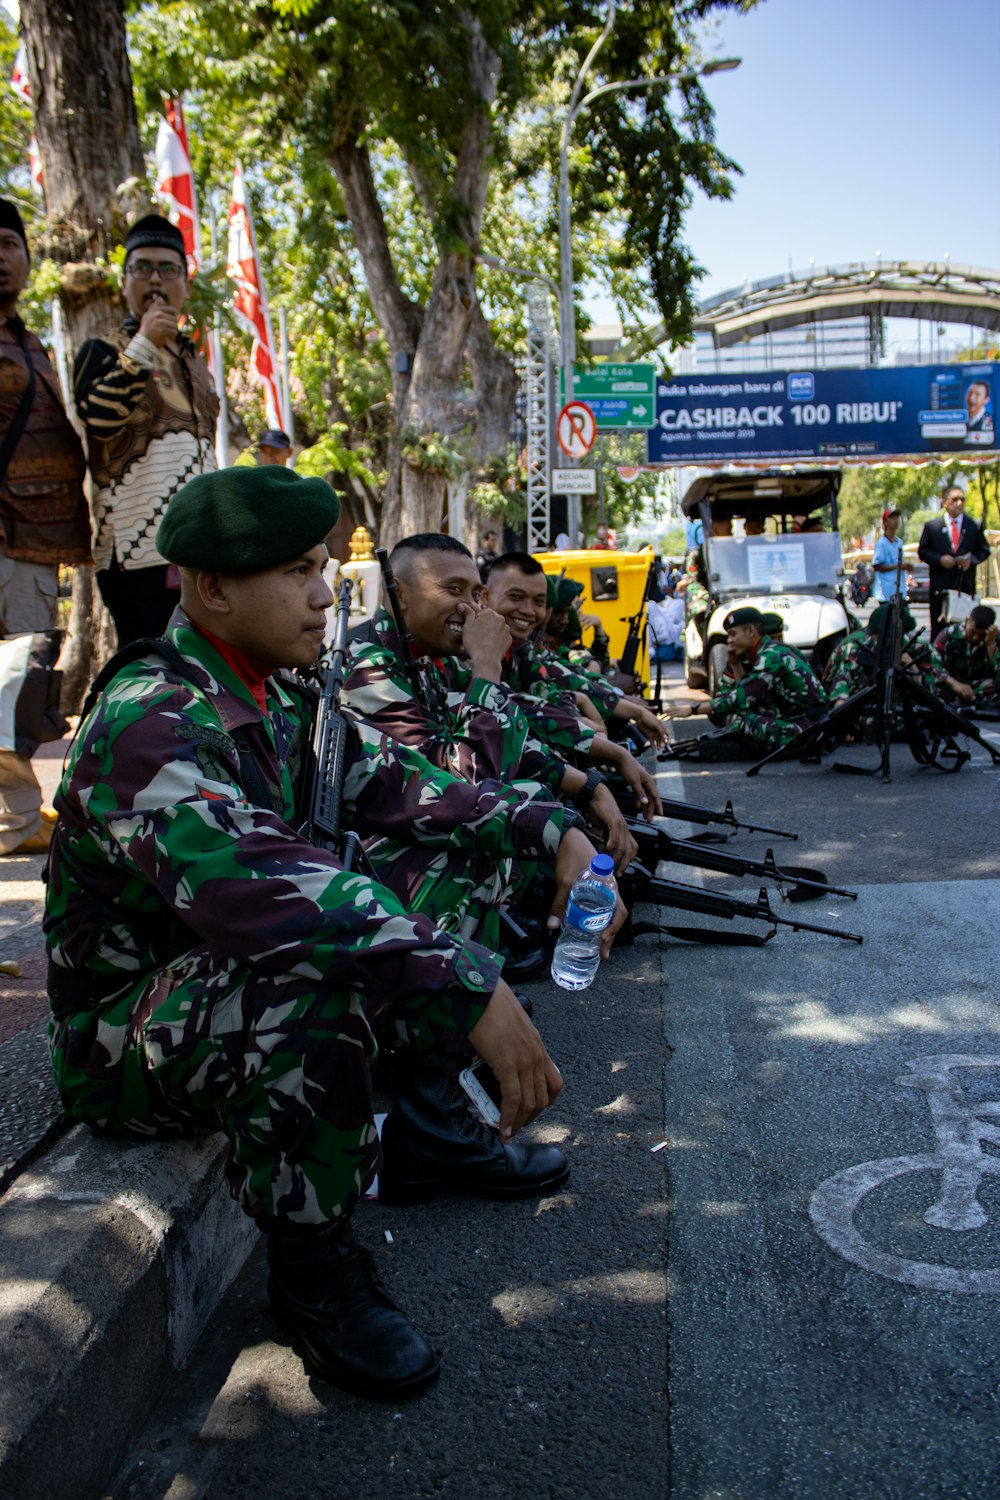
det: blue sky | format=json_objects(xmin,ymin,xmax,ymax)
[{"xmin": 591, "ymin": 0, "xmax": 1000, "ymax": 315}]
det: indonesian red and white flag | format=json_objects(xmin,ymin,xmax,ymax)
[
  {"xmin": 10, "ymin": 43, "xmax": 43, "ymax": 197},
  {"xmin": 10, "ymin": 43, "xmax": 30, "ymax": 102},
  {"xmin": 226, "ymin": 161, "xmax": 282, "ymax": 430},
  {"xmin": 154, "ymin": 97, "xmax": 201, "ymax": 272}
]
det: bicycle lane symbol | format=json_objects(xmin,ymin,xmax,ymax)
[{"xmin": 810, "ymin": 1055, "xmax": 1000, "ymax": 1294}]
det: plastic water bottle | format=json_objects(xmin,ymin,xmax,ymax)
[{"xmin": 550, "ymin": 853, "xmax": 618, "ymax": 991}]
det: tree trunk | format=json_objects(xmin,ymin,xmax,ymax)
[
  {"xmin": 20, "ymin": 0, "xmax": 148, "ymax": 707},
  {"xmin": 21, "ymin": 0, "xmax": 147, "ymax": 345},
  {"xmin": 327, "ymin": 14, "xmax": 517, "ymax": 550}
]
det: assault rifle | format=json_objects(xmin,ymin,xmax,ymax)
[
  {"xmin": 603, "ymin": 775, "xmax": 798, "ymax": 840},
  {"xmin": 618, "ymin": 556, "xmax": 661, "ymax": 707},
  {"xmin": 376, "ymin": 546, "xmax": 427, "ymax": 708},
  {"xmin": 622, "ymin": 816, "xmax": 856, "ymax": 902},
  {"xmin": 618, "ymin": 864, "xmax": 863, "ymax": 947},
  {"xmin": 747, "ymin": 565, "xmax": 1000, "ymax": 782},
  {"xmin": 301, "ymin": 577, "xmax": 366, "ymax": 870}
]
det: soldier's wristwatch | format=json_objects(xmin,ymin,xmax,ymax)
[{"xmin": 575, "ymin": 767, "xmax": 606, "ymax": 808}]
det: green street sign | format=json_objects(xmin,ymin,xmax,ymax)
[{"xmin": 559, "ymin": 363, "xmax": 657, "ymax": 429}]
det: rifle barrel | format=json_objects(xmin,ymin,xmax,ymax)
[
  {"xmin": 655, "ymin": 796, "xmax": 798, "ymax": 840},
  {"xmin": 627, "ymin": 820, "xmax": 857, "ymax": 899},
  {"xmin": 622, "ymin": 868, "xmax": 862, "ymax": 943}
]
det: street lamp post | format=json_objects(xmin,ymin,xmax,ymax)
[{"xmin": 556, "ymin": 17, "xmax": 740, "ymax": 541}]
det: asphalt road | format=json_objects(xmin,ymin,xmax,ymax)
[{"xmin": 108, "ymin": 724, "xmax": 1000, "ymax": 1500}]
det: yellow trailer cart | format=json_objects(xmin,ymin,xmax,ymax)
[{"xmin": 532, "ymin": 548, "xmax": 656, "ymax": 685}]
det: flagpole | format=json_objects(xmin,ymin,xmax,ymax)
[
  {"xmin": 277, "ymin": 306, "xmax": 293, "ymax": 438},
  {"xmin": 208, "ymin": 195, "xmax": 230, "ymax": 469}
]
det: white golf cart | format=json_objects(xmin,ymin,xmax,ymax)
[{"xmin": 682, "ymin": 469, "xmax": 852, "ymax": 694}]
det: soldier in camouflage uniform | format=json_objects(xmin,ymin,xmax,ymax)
[
  {"xmin": 44, "ymin": 466, "xmax": 571, "ymax": 1401},
  {"xmin": 822, "ymin": 625, "xmax": 871, "ymax": 704},
  {"xmin": 933, "ymin": 605, "xmax": 1000, "ymax": 704},
  {"xmin": 708, "ymin": 605, "xmax": 828, "ymax": 752},
  {"xmin": 824, "ymin": 605, "xmax": 972, "ymax": 706},
  {"xmin": 677, "ymin": 518, "xmax": 732, "ymax": 647},
  {"xmin": 341, "ymin": 535, "xmax": 661, "ymax": 867},
  {"xmin": 482, "ymin": 554, "xmax": 668, "ymax": 748}
]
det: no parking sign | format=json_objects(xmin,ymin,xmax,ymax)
[{"xmin": 557, "ymin": 401, "xmax": 597, "ymax": 458}]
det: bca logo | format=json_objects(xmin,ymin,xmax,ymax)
[{"xmin": 788, "ymin": 372, "xmax": 815, "ymax": 401}]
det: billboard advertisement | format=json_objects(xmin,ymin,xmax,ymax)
[{"xmin": 647, "ymin": 362, "xmax": 999, "ymax": 465}]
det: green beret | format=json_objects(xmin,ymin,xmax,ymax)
[
  {"xmin": 868, "ymin": 602, "xmax": 916, "ymax": 635},
  {"xmin": 723, "ymin": 606, "xmax": 764, "ymax": 631},
  {"xmin": 555, "ymin": 577, "xmax": 585, "ymax": 611},
  {"xmin": 157, "ymin": 466, "xmax": 340, "ymax": 572},
  {"xmin": 545, "ymin": 575, "xmax": 558, "ymax": 609},
  {"xmin": 760, "ymin": 611, "xmax": 785, "ymax": 637}
]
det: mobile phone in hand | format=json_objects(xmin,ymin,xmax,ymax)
[{"xmin": 458, "ymin": 1058, "xmax": 503, "ymax": 1128}]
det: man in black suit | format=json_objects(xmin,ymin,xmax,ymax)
[{"xmin": 917, "ymin": 485, "xmax": 991, "ymax": 636}]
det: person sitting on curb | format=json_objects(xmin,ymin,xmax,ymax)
[{"xmin": 43, "ymin": 466, "xmax": 578, "ymax": 1402}]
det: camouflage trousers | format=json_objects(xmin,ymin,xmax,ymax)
[
  {"xmin": 49, "ymin": 942, "xmax": 475, "ymax": 1234},
  {"xmin": 365, "ymin": 838, "xmax": 532, "ymax": 957},
  {"xmin": 725, "ymin": 708, "xmax": 819, "ymax": 752}
]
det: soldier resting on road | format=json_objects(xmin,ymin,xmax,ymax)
[
  {"xmin": 44, "ymin": 467, "xmax": 622, "ymax": 1401},
  {"xmin": 708, "ymin": 605, "xmax": 828, "ymax": 753},
  {"xmin": 933, "ymin": 605, "xmax": 1000, "ymax": 705},
  {"xmin": 824, "ymin": 604, "xmax": 973, "ymax": 707}
]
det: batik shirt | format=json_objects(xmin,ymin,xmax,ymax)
[{"xmin": 74, "ymin": 319, "xmax": 219, "ymax": 570}]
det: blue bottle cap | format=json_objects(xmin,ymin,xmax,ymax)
[{"xmin": 591, "ymin": 853, "xmax": 616, "ymax": 877}]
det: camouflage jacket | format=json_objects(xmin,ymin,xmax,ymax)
[
  {"xmin": 823, "ymin": 629, "xmax": 870, "ymax": 701},
  {"xmin": 344, "ymin": 708, "xmax": 566, "ymax": 868},
  {"xmin": 44, "ymin": 610, "xmax": 500, "ymax": 1036},
  {"xmin": 498, "ymin": 642, "xmax": 608, "ymax": 757},
  {"xmin": 536, "ymin": 643, "xmax": 621, "ymax": 713},
  {"xmin": 824, "ymin": 629, "xmax": 949, "ymax": 701},
  {"xmin": 933, "ymin": 623, "xmax": 1000, "ymax": 691},
  {"xmin": 342, "ymin": 608, "xmax": 571, "ymax": 789},
  {"xmin": 710, "ymin": 637, "xmax": 828, "ymax": 725},
  {"xmin": 682, "ymin": 546, "xmax": 710, "ymax": 617}
]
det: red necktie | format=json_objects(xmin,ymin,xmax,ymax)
[{"xmin": 951, "ymin": 521, "xmax": 960, "ymax": 550}]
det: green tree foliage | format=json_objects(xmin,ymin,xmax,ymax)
[
  {"xmin": 838, "ymin": 465, "xmax": 966, "ymax": 546},
  {"xmin": 0, "ymin": 13, "xmax": 34, "ymax": 224},
  {"xmin": 125, "ymin": 0, "xmax": 751, "ymax": 539}
]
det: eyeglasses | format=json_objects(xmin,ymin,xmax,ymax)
[{"xmin": 125, "ymin": 259, "xmax": 185, "ymax": 281}]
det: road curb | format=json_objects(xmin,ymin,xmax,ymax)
[{"xmin": 0, "ymin": 1124, "xmax": 256, "ymax": 1499}]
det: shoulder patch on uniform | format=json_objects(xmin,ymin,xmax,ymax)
[{"xmin": 173, "ymin": 721, "xmax": 235, "ymax": 758}]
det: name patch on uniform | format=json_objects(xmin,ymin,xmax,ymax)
[{"xmin": 173, "ymin": 721, "xmax": 235, "ymax": 758}]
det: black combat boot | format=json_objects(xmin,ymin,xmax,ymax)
[
  {"xmin": 267, "ymin": 1223, "xmax": 440, "ymax": 1398},
  {"xmin": 378, "ymin": 1051, "xmax": 570, "ymax": 1206}
]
